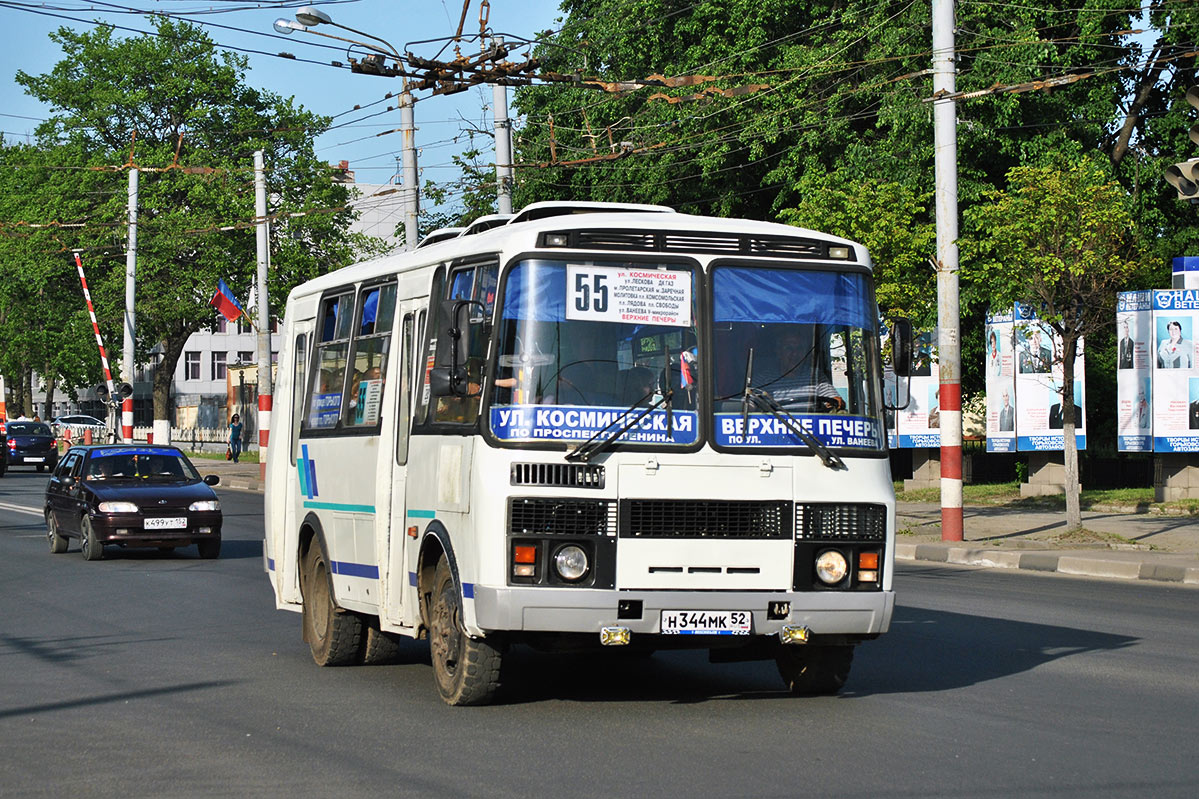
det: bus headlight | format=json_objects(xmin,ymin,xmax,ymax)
[
  {"xmin": 553, "ymin": 545, "xmax": 589, "ymax": 582},
  {"xmin": 815, "ymin": 550, "xmax": 848, "ymax": 585}
]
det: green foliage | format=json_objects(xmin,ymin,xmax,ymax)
[{"xmin": 4, "ymin": 18, "xmax": 378, "ymax": 417}]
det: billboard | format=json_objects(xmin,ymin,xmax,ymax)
[
  {"xmin": 984, "ymin": 304, "xmax": 1086, "ymax": 452},
  {"xmin": 1149, "ymin": 290, "xmax": 1199, "ymax": 452},
  {"xmin": 1116, "ymin": 291, "xmax": 1153, "ymax": 452},
  {"xmin": 885, "ymin": 330, "xmax": 940, "ymax": 448}
]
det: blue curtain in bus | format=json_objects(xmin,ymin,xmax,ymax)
[
  {"xmin": 713, "ymin": 267, "xmax": 875, "ymax": 330},
  {"xmin": 501, "ymin": 261, "xmax": 568, "ymax": 321}
]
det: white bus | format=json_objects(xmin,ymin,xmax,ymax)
[{"xmin": 263, "ymin": 201, "xmax": 912, "ymax": 705}]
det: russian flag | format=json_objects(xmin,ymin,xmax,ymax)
[{"xmin": 209, "ymin": 279, "xmax": 245, "ymax": 322}]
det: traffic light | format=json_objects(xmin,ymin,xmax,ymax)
[{"xmin": 1166, "ymin": 87, "xmax": 1199, "ymax": 201}]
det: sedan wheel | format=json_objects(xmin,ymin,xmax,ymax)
[
  {"xmin": 46, "ymin": 514, "xmax": 68, "ymax": 554},
  {"xmin": 80, "ymin": 517, "xmax": 104, "ymax": 561}
]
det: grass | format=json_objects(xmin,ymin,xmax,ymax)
[
  {"xmin": 187, "ymin": 448, "xmax": 260, "ymax": 464},
  {"xmin": 893, "ymin": 480, "xmax": 1199, "ymax": 514}
]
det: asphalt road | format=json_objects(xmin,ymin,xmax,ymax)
[{"xmin": 1, "ymin": 470, "xmax": 1197, "ymax": 798}]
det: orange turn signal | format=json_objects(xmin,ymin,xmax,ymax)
[
  {"xmin": 514, "ymin": 545, "xmax": 537, "ymax": 564},
  {"xmin": 858, "ymin": 552, "xmax": 879, "ymax": 570}
]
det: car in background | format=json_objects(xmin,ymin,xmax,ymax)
[
  {"xmin": 44, "ymin": 444, "xmax": 223, "ymax": 560},
  {"xmin": 3, "ymin": 421, "xmax": 58, "ymax": 474},
  {"xmin": 51, "ymin": 414, "xmax": 109, "ymax": 439}
]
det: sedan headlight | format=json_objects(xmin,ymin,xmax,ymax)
[
  {"xmin": 97, "ymin": 501, "xmax": 139, "ymax": 513},
  {"xmin": 189, "ymin": 500, "xmax": 220, "ymax": 512}
]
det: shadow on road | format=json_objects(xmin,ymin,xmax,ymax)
[{"xmin": 0, "ymin": 680, "xmax": 236, "ymax": 720}]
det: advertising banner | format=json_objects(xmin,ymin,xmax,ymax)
[
  {"xmin": 1012, "ymin": 303, "xmax": 1087, "ymax": 451},
  {"xmin": 1116, "ymin": 291, "xmax": 1153, "ymax": 451},
  {"xmin": 1151, "ymin": 289, "xmax": 1199, "ymax": 452},
  {"xmin": 984, "ymin": 309, "xmax": 1017, "ymax": 453},
  {"xmin": 892, "ymin": 330, "xmax": 941, "ymax": 448}
]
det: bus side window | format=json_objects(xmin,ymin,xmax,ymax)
[
  {"xmin": 343, "ymin": 282, "xmax": 397, "ymax": 429},
  {"xmin": 414, "ymin": 271, "xmax": 443, "ymax": 427},
  {"xmin": 430, "ymin": 262, "xmax": 497, "ymax": 426},
  {"xmin": 290, "ymin": 333, "xmax": 307, "ymax": 464},
  {"xmin": 397, "ymin": 313, "xmax": 414, "ymax": 464},
  {"xmin": 303, "ymin": 291, "xmax": 354, "ymax": 431}
]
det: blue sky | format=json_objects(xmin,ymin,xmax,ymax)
[{"xmin": 0, "ymin": 0, "xmax": 565, "ymax": 200}]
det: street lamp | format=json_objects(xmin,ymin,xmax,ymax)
[{"xmin": 274, "ymin": 9, "xmax": 419, "ymax": 250}]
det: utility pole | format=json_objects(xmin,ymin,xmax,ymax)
[
  {"xmin": 932, "ymin": 0, "xmax": 963, "ymax": 542},
  {"xmin": 400, "ymin": 86, "xmax": 420, "ymax": 249},
  {"xmin": 123, "ymin": 167, "xmax": 138, "ymax": 444},
  {"xmin": 491, "ymin": 37, "xmax": 514, "ymax": 215},
  {"xmin": 254, "ymin": 150, "xmax": 273, "ymax": 480}
]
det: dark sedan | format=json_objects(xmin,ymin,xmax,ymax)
[
  {"xmin": 45, "ymin": 445, "xmax": 222, "ymax": 560},
  {"xmin": 3, "ymin": 421, "xmax": 58, "ymax": 475}
]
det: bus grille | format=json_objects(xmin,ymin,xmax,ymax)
[
  {"xmin": 508, "ymin": 498, "xmax": 616, "ymax": 536},
  {"xmin": 554, "ymin": 229, "xmax": 846, "ymax": 261},
  {"xmin": 795, "ymin": 503, "xmax": 886, "ymax": 540},
  {"xmin": 621, "ymin": 500, "xmax": 791, "ymax": 539},
  {"xmin": 510, "ymin": 462, "xmax": 605, "ymax": 489}
]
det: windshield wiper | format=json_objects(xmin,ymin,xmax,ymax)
[
  {"xmin": 743, "ymin": 387, "xmax": 846, "ymax": 470},
  {"xmin": 565, "ymin": 387, "xmax": 674, "ymax": 463}
]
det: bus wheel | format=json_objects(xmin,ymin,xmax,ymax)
[
  {"xmin": 302, "ymin": 544, "xmax": 364, "ymax": 666},
  {"xmin": 775, "ymin": 644, "xmax": 854, "ymax": 696},
  {"xmin": 428, "ymin": 558, "xmax": 502, "ymax": 705},
  {"xmin": 361, "ymin": 618, "xmax": 405, "ymax": 665}
]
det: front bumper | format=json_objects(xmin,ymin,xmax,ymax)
[
  {"xmin": 471, "ymin": 586, "xmax": 894, "ymax": 637},
  {"xmin": 91, "ymin": 512, "xmax": 223, "ymax": 547}
]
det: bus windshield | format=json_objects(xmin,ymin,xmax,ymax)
[
  {"xmin": 489, "ymin": 258, "xmax": 700, "ymax": 447},
  {"xmin": 710, "ymin": 265, "xmax": 885, "ymax": 452}
]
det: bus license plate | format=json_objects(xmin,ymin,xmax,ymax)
[
  {"xmin": 660, "ymin": 610, "xmax": 751, "ymax": 635},
  {"xmin": 144, "ymin": 517, "xmax": 187, "ymax": 530}
]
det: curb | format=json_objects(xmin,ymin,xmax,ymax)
[{"xmin": 895, "ymin": 542, "xmax": 1199, "ymax": 586}]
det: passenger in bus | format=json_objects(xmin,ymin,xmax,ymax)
[
  {"xmin": 760, "ymin": 326, "xmax": 844, "ymax": 412},
  {"xmin": 621, "ymin": 366, "xmax": 657, "ymax": 406}
]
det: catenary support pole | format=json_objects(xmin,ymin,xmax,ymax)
[
  {"xmin": 122, "ymin": 167, "xmax": 138, "ymax": 444},
  {"xmin": 492, "ymin": 38, "xmax": 514, "ymax": 215},
  {"xmin": 400, "ymin": 86, "xmax": 419, "ymax": 250},
  {"xmin": 254, "ymin": 150, "xmax": 273, "ymax": 480},
  {"xmin": 933, "ymin": 0, "xmax": 963, "ymax": 541}
]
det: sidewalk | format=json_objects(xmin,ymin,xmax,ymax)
[
  {"xmin": 896, "ymin": 502, "xmax": 1199, "ymax": 586},
  {"xmin": 196, "ymin": 455, "xmax": 1199, "ymax": 587}
]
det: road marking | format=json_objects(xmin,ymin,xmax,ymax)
[{"xmin": 0, "ymin": 501, "xmax": 42, "ymax": 517}]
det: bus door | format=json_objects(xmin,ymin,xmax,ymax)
[
  {"xmin": 279, "ymin": 320, "xmax": 313, "ymax": 605},
  {"xmin": 381, "ymin": 304, "xmax": 421, "ymax": 627}
]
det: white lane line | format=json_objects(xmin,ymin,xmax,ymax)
[{"xmin": 0, "ymin": 501, "xmax": 43, "ymax": 517}]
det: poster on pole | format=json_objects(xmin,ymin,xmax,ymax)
[
  {"xmin": 1151, "ymin": 289, "xmax": 1199, "ymax": 452},
  {"xmin": 893, "ymin": 331, "xmax": 940, "ymax": 448},
  {"xmin": 1116, "ymin": 291, "xmax": 1153, "ymax": 452},
  {"xmin": 1013, "ymin": 303, "xmax": 1087, "ymax": 451},
  {"xmin": 984, "ymin": 309, "xmax": 1017, "ymax": 452}
]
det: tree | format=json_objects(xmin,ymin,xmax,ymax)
[
  {"xmin": 14, "ymin": 18, "xmax": 376, "ymax": 424},
  {"xmin": 962, "ymin": 154, "xmax": 1151, "ymax": 529}
]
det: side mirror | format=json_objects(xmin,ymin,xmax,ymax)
[
  {"xmin": 430, "ymin": 299, "xmax": 486, "ymax": 397},
  {"xmin": 61, "ymin": 476, "xmax": 76, "ymax": 488},
  {"xmin": 204, "ymin": 474, "xmax": 220, "ymax": 486},
  {"xmin": 890, "ymin": 317, "xmax": 914, "ymax": 377}
]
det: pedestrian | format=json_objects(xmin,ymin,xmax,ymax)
[{"xmin": 228, "ymin": 413, "xmax": 243, "ymax": 463}]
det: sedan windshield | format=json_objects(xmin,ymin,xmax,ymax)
[
  {"xmin": 488, "ymin": 259, "xmax": 700, "ymax": 447},
  {"xmin": 85, "ymin": 448, "xmax": 200, "ymax": 481},
  {"xmin": 711, "ymin": 265, "xmax": 885, "ymax": 451}
]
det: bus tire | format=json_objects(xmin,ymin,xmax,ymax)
[
  {"xmin": 429, "ymin": 558, "xmax": 502, "ymax": 706},
  {"xmin": 80, "ymin": 517, "xmax": 104, "ymax": 561},
  {"xmin": 361, "ymin": 618, "xmax": 405, "ymax": 665},
  {"xmin": 302, "ymin": 544, "xmax": 364, "ymax": 666},
  {"xmin": 775, "ymin": 644, "xmax": 854, "ymax": 696},
  {"xmin": 47, "ymin": 514, "xmax": 68, "ymax": 554}
]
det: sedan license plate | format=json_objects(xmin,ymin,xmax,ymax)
[
  {"xmin": 660, "ymin": 610, "xmax": 751, "ymax": 635},
  {"xmin": 144, "ymin": 517, "xmax": 187, "ymax": 530}
]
